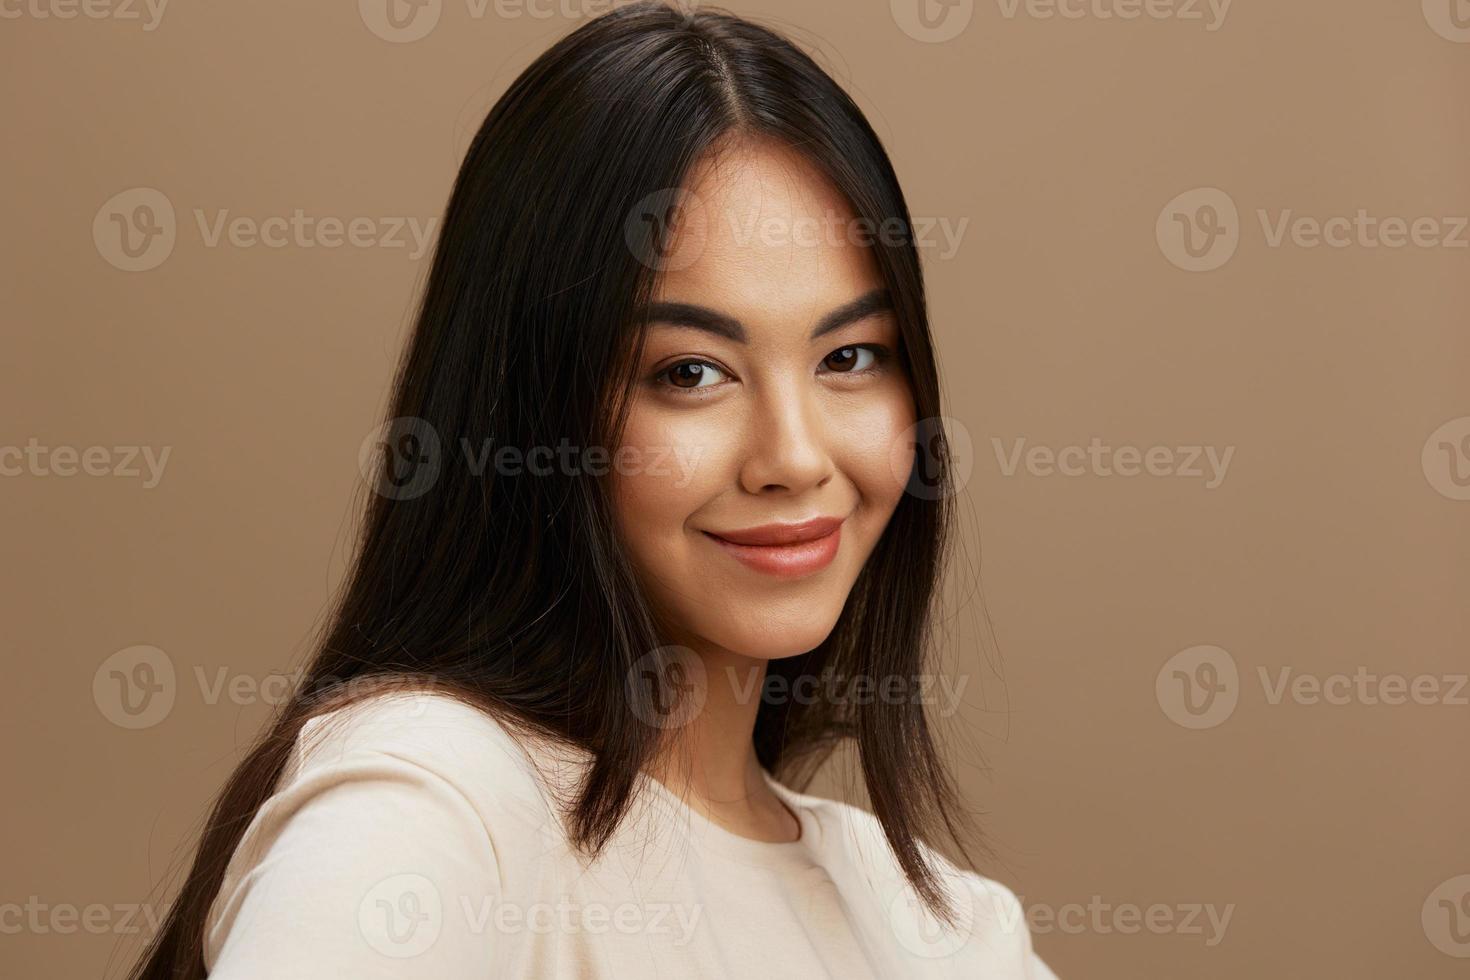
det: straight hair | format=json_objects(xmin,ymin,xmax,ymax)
[{"xmin": 129, "ymin": 4, "xmax": 978, "ymax": 975}]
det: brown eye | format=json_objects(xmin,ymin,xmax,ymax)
[
  {"xmin": 821, "ymin": 345, "xmax": 879, "ymax": 373},
  {"xmin": 659, "ymin": 360, "xmax": 727, "ymax": 390}
]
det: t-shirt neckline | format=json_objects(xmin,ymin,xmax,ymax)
[{"xmin": 636, "ymin": 767, "xmax": 826, "ymax": 870}]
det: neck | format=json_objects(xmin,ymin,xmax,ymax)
[
  {"xmin": 650, "ymin": 644, "xmax": 767, "ymax": 800},
  {"xmin": 645, "ymin": 643, "xmax": 801, "ymax": 842}
]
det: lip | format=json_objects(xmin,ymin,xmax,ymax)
[{"xmin": 701, "ymin": 516, "xmax": 844, "ymax": 578}]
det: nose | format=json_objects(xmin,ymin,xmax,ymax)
[{"xmin": 737, "ymin": 386, "xmax": 835, "ymax": 496}]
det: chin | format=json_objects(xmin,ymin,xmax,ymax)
[
  {"xmin": 698, "ymin": 602, "xmax": 845, "ymax": 663},
  {"xmin": 725, "ymin": 628, "xmax": 832, "ymax": 663}
]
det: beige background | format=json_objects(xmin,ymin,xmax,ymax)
[{"xmin": 3, "ymin": 1, "xmax": 1467, "ymax": 977}]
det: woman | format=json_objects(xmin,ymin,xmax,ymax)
[{"xmin": 131, "ymin": 3, "xmax": 1056, "ymax": 976}]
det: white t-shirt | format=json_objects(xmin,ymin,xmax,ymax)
[{"xmin": 203, "ymin": 691, "xmax": 1057, "ymax": 978}]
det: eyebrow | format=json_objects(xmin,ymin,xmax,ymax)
[{"xmin": 636, "ymin": 287, "xmax": 893, "ymax": 343}]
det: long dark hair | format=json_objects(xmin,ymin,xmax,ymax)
[{"xmin": 130, "ymin": 4, "xmax": 977, "ymax": 975}]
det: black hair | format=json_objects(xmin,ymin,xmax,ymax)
[{"xmin": 129, "ymin": 5, "xmax": 977, "ymax": 975}]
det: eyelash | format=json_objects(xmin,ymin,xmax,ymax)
[{"xmin": 650, "ymin": 344, "xmax": 893, "ymax": 396}]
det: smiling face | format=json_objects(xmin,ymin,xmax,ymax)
[{"xmin": 608, "ymin": 138, "xmax": 917, "ymax": 662}]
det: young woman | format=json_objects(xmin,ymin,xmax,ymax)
[{"xmin": 131, "ymin": 3, "xmax": 1056, "ymax": 977}]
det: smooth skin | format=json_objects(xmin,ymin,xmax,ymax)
[{"xmin": 610, "ymin": 136, "xmax": 917, "ymax": 844}]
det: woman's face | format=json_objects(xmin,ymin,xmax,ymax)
[{"xmin": 609, "ymin": 139, "xmax": 916, "ymax": 662}]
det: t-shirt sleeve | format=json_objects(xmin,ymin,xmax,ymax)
[
  {"xmin": 965, "ymin": 872, "xmax": 1060, "ymax": 980},
  {"xmin": 203, "ymin": 703, "xmax": 505, "ymax": 979},
  {"xmin": 1029, "ymin": 948, "xmax": 1062, "ymax": 979}
]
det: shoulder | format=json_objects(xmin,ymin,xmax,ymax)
[
  {"xmin": 294, "ymin": 688, "xmax": 562, "ymax": 798},
  {"xmin": 294, "ymin": 686, "xmax": 533, "ymax": 766},
  {"xmin": 203, "ymin": 688, "xmax": 570, "ymax": 974},
  {"xmin": 775, "ymin": 782, "xmax": 1055, "ymax": 977},
  {"xmin": 288, "ymin": 686, "xmax": 571, "ymax": 828}
]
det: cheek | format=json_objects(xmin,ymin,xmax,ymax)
[
  {"xmin": 607, "ymin": 405, "xmax": 728, "ymax": 560},
  {"xmin": 835, "ymin": 384, "xmax": 917, "ymax": 518}
]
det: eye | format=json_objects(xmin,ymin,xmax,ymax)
[
  {"xmin": 656, "ymin": 359, "xmax": 729, "ymax": 391},
  {"xmin": 820, "ymin": 344, "xmax": 886, "ymax": 374}
]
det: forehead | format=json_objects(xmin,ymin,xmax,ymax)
[{"xmin": 653, "ymin": 138, "xmax": 884, "ymax": 328}]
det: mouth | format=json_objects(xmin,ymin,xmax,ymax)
[{"xmin": 700, "ymin": 516, "xmax": 845, "ymax": 579}]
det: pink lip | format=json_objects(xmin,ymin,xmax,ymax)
[{"xmin": 702, "ymin": 516, "xmax": 844, "ymax": 578}]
